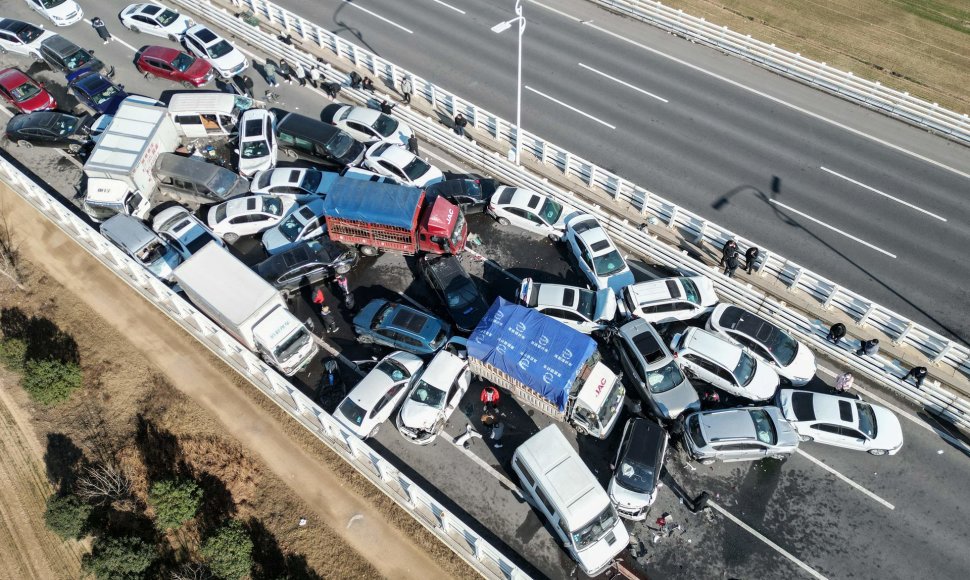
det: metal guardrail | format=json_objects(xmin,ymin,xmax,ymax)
[
  {"xmin": 591, "ymin": 0, "xmax": 970, "ymax": 145},
  {"xmin": 0, "ymin": 157, "xmax": 530, "ymax": 580},
  {"xmin": 180, "ymin": 0, "xmax": 970, "ymax": 432}
]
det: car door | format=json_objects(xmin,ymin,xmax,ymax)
[
  {"xmin": 574, "ymin": 242, "xmax": 596, "ymax": 286},
  {"xmin": 616, "ymin": 338, "xmax": 651, "ymax": 404},
  {"xmin": 717, "ymin": 442, "xmax": 767, "ymax": 461},
  {"xmin": 730, "ymin": 332, "xmax": 776, "ymax": 367},
  {"xmin": 147, "ymin": 57, "xmax": 175, "ymax": 79},
  {"xmin": 808, "ymin": 423, "xmax": 847, "ymax": 448},
  {"xmin": 28, "ymin": 0, "xmax": 46, "ymax": 18},
  {"xmin": 503, "ymin": 207, "xmax": 540, "ymax": 235},
  {"xmin": 134, "ymin": 14, "xmax": 162, "ymax": 34},
  {"xmin": 681, "ymin": 354, "xmax": 720, "ymax": 389},
  {"xmin": 184, "ymin": 35, "xmax": 205, "ymax": 58},
  {"xmin": 345, "ymin": 120, "xmax": 375, "ymax": 142},
  {"xmin": 378, "ymin": 159, "xmax": 408, "ymax": 182}
]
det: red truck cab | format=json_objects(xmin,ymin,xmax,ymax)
[{"xmin": 419, "ymin": 195, "xmax": 467, "ymax": 254}]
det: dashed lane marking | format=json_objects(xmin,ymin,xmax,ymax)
[{"xmin": 795, "ymin": 449, "xmax": 896, "ymax": 510}]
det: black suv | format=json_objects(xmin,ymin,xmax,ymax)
[
  {"xmin": 425, "ymin": 178, "xmax": 498, "ymax": 214},
  {"xmin": 418, "ymin": 253, "xmax": 488, "ymax": 334},
  {"xmin": 39, "ymin": 35, "xmax": 105, "ymax": 75},
  {"xmin": 254, "ymin": 239, "xmax": 359, "ymax": 292},
  {"xmin": 275, "ymin": 111, "xmax": 366, "ymax": 170}
]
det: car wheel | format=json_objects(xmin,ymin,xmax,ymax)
[
  {"xmin": 17, "ymin": 140, "xmax": 32, "ymax": 149},
  {"xmin": 356, "ymin": 334, "xmax": 374, "ymax": 344},
  {"xmin": 284, "ymin": 149, "xmax": 297, "ymax": 158},
  {"xmin": 496, "ymin": 216, "xmax": 510, "ymax": 226},
  {"xmin": 144, "ymin": 72, "xmax": 155, "ymax": 81},
  {"xmin": 368, "ymin": 425, "xmax": 380, "ymax": 438},
  {"xmin": 699, "ymin": 458, "xmax": 715, "ymax": 466},
  {"xmin": 67, "ymin": 143, "xmax": 81, "ymax": 154},
  {"xmin": 181, "ymin": 81, "xmax": 195, "ymax": 89},
  {"xmin": 548, "ymin": 233, "xmax": 561, "ymax": 242},
  {"xmin": 359, "ymin": 245, "xmax": 380, "ymax": 257},
  {"xmin": 798, "ymin": 435, "xmax": 813, "ymax": 443},
  {"xmin": 334, "ymin": 263, "xmax": 352, "ymax": 275},
  {"xmin": 868, "ymin": 449, "xmax": 888, "ymax": 456},
  {"xmin": 771, "ymin": 453, "xmax": 791, "ymax": 462},
  {"xmin": 127, "ymin": 24, "xmax": 141, "ymax": 33},
  {"xmin": 168, "ymin": 34, "xmax": 179, "ymax": 43},
  {"xmin": 223, "ymin": 232, "xmax": 239, "ymax": 244},
  {"xmin": 574, "ymin": 424, "xmax": 588, "ymax": 436}
]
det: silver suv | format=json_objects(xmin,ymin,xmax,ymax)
[{"xmin": 681, "ymin": 407, "xmax": 798, "ymax": 464}]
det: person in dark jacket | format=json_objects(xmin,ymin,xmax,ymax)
[
  {"xmin": 744, "ymin": 246, "xmax": 760, "ymax": 274},
  {"xmin": 321, "ymin": 306, "xmax": 339, "ymax": 334},
  {"xmin": 900, "ymin": 366, "xmax": 928, "ymax": 388},
  {"xmin": 349, "ymin": 71, "xmax": 362, "ymax": 89},
  {"xmin": 241, "ymin": 75, "xmax": 254, "ymax": 97},
  {"xmin": 263, "ymin": 60, "xmax": 279, "ymax": 87},
  {"xmin": 278, "ymin": 59, "xmax": 293, "ymax": 84},
  {"xmin": 362, "ymin": 76, "xmax": 375, "ymax": 92},
  {"xmin": 723, "ymin": 251, "xmax": 741, "ymax": 278},
  {"xmin": 379, "ymin": 100, "xmax": 395, "ymax": 115},
  {"xmin": 407, "ymin": 134, "xmax": 419, "ymax": 156},
  {"xmin": 454, "ymin": 113, "xmax": 468, "ymax": 137},
  {"xmin": 720, "ymin": 239, "xmax": 738, "ymax": 266},
  {"xmin": 856, "ymin": 338, "xmax": 880, "ymax": 357},
  {"xmin": 323, "ymin": 81, "xmax": 341, "ymax": 99},
  {"xmin": 92, "ymin": 17, "xmax": 112, "ymax": 44},
  {"xmin": 827, "ymin": 322, "xmax": 847, "ymax": 345}
]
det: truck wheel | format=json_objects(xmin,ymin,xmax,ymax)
[
  {"xmin": 574, "ymin": 424, "xmax": 588, "ymax": 436},
  {"xmin": 359, "ymin": 245, "xmax": 380, "ymax": 257},
  {"xmin": 496, "ymin": 217, "xmax": 510, "ymax": 226},
  {"xmin": 868, "ymin": 449, "xmax": 888, "ymax": 456},
  {"xmin": 356, "ymin": 335, "xmax": 374, "ymax": 344},
  {"xmin": 17, "ymin": 140, "xmax": 32, "ymax": 149},
  {"xmin": 168, "ymin": 34, "xmax": 179, "ymax": 43}
]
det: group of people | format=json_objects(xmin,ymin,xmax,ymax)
[{"xmin": 719, "ymin": 239, "xmax": 760, "ymax": 278}]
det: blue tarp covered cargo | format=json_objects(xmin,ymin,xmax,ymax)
[
  {"xmin": 321, "ymin": 179, "xmax": 423, "ymax": 229},
  {"xmin": 468, "ymin": 298, "xmax": 598, "ymax": 412}
]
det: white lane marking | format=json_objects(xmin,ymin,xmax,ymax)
[
  {"xmin": 84, "ymin": 19, "xmax": 139, "ymax": 53},
  {"xmin": 528, "ymin": 2, "xmax": 970, "ymax": 181},
  {"xmin": 445, "ymin": 433, "xmax": 524, "ymax": 499},
  {"xmin": 795, "ymin": 449, "xmax": 895, "ymax": 510},
  {"xmin": 525, "ymin": 86, "xmax": 616, "ymax": 129},
  {"xmin": 707, "ymin": 501, "xmax": 829, "ymax": 580},
  {"xmin": 577, "ymin": 62, "xmax": 668, "ymax": 103},
  {"xmin": 820, "ymin": 167, "xmax": 947, "ymax": 222},
  {"xmin": 341, "ymin": 0, "xmax": 414, "ymax": 34},
  {"xmin": 430, "ymin": 0, "xmax": 466, "ymax": 15},
  {"xmin": 768, "ymin": 200, "xmax": 897, "ymax": 259}
]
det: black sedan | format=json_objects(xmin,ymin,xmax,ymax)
[
  {"xmin": 254, "ymin": 238, "xmax": 359, "ymax": 292},
  {"xmin": 418, "ymin": 253, "xmax": 489, "ymax": 334},
  {"xmin": 5, "ymin": 111, "xmax": 92, "ymax": 152},
  {"xmin": 425, "ymin": 178, "xmax": 498, "ymax": 214}
]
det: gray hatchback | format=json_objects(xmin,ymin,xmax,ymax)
[{"xmin": 681, "ymin": 406, "xmax": 798, "ymax": 464}]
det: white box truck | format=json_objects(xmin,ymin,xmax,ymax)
[
  {"xmin": 173, "ymin": 244, "xmax": 318, "ymax": 376},
  {"xmin": 82, "ymin": 100, "xmax": 179, "ymax": 222}
]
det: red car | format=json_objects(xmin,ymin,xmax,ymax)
[
  {"xmin": 0, "ymin": 68, "xmax": 56, "ymax": 114},
  {"xmin": 135, "ymin": 45, "xmax": 214, "ymax": 88}
]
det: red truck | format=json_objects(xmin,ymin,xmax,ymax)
[{"xmin": 321, "ymin": 178, "xmax": 468, "ymax": 256}]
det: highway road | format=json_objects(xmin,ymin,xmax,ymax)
[
  {"xmin": 270, "ymin": 0, "xmax": 970, "ymax": 346},
  {"xmin": 3, "ymin": 0, "xmax": 970, "ymax": 578}
]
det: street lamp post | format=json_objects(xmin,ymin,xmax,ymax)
[{"xmin": 491, "ymin": 0, "xmax": 526, "ymax": 165}]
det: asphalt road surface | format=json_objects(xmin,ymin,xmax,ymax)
[
  {"xmin": 269, "ymin": 0, "xmax": 970, "ymax": 346},
  {"xmin": 3, "ymin": 1, "xmax": 970, "ymax": 578}
]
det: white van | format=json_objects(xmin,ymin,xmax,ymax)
[
  {"xmin": 166, "ymin": 92, "xmax": 257, "ymax": 139},
  {"xmin": 511, "ymin": 425, "xmax": 629, "ymax": 576}
]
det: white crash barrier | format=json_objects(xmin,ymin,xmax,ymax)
[
  {"xmin": 0, "ymin": 156, "xmax": 531, "ymax": 580},
  {"xmin": 179, "ymin": 0, "xmax": 970, "ymax": 431}
]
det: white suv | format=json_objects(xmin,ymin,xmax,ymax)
[
  {"xmin": 563, "ymin": 213, "xmax": 634, "ymax": 296},
  {"xmin": 620, "ymin": 276, "xmax": 718, "ymax": 324},
  {"xmin": 670, "ymin": 327, "xmax": 779, "ymax": 401},
  {"xmin": 236, "ymin": 108, "xmax": 277, "ymax": 178},
  {"xmin": 518, "ymin": 277, "xmax": 616, "ymax": 334},
  {"xmin": 0, "ymin": 19, "xmax": 54, "ymax": 59}
]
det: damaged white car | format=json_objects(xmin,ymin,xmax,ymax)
[{"xmin": 396, "ymin": 340, "xmax": 471, "ymax": 445}]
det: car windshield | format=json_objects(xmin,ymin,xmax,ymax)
[
  {"xmin": 575, "ymin": 289, "xmax": 597, "ymax": 319},
  {"xmin": 277, "ymin": 213, "xmax": 305, "ymax": 242},
  {"xmin": 213, "ymin": 204, "xmax": 228, "ymax": 223},
  {"xmin": 241, "ymin": 140, "xmax": 269, "ymax": 159},
  {"xmin": 409, "ymin": 381, "xmax": 447, "ymax": 409},
  {"xmin": 616, "ymin": 457, "xmax": 656, "ymax": 494},
  {"xmin": 402, "ymin": 157, "xmax": 431, "ymax": 181},
  {"xmin": 571, "ymin": 505, "xmax": 619, "ymax": 551},
  {"xmin": 41, "ymin": 0, "xmax": 67, "ymax": 8},
  {"xmin": 92, "ymin": 85, "xmax": 120, "ymax": 105},
  {"xmin": 209, "ymin": 172, "xmax": 239, "ymax": 195},
  {"xmin": 733, "ymin": 351, "xmax": 757, "ymax": 386},
  {"xmin": 338, "ymin": 398, "xmax": 366, "ymax": 427},
  {"xmin": 208, "ymin": 40, "xmax": 234, "ymax": 59},
  {"xmin": 326, "ymin": 132, "xmax": 354, "ymax": 157},
  {"xmin": 597, "ymin": 380, "xmax": 624, "ymax": 426},
  {"xmin": 761, "ymin": 328, "xmax": 799, "ymax": 366},
  {"xmin": 539, "ymin": 197, "xmax": 564, "ymax": 224},
  {"xmin": 262, "ymin": 198, "xmax": 284, "ymax": 215},
  {"xmin": 171, "ymin": 52, "xmax": 195, "ymax": 72},
  {"xmin": 64, "ymin": 49, "xmax": 93, "ymax": 70},
  {"xmin": 647, "ymin": 361, "xmax": 686, "ymax": 394},
  {"xmin": 372, "ymin": 114, "xmax": 399, "ymax": 137},
  {"xmin": 682, "ymin": 278, "xmax": 702, "ymax": 304},
  {"xmin": 184, "ymin": 231, "xmax": 214, "ymax": 254},
  {"xmin": 592, "ymin": 249, "xmax": 625, "ymax": 277},
  {"xmin": 687, "ymin": 414, "xmax": 705, "ymax": 447},
  {"xmin": 16, "ymin": 26, "xmax": 43, "ymax": 43},
  {"xmin": 273, "ymin": 328, "xmax": 309, "ymax": 361},
  {"xmin": 856, "ymin": 403, "xmax": 877, "ymax": 439},
  {"xmin": 10, "ymin": 81, "xmax": 41, "ymax": 102},
  {"xmin": 445, "ymin": 276, "xmax": 479, "ymax": 309},
  {"xmin": 749, "ymin": 409, "xmax": 777, "ymax": 445},
  {"xmin": 157, "ymin": 9, "xmax": 179, "ymax": 25},
  {"xmin": 375, "ymin": 358, "xmax": 411, "ymax": 382},
  {"xmin": 300, "ymin": 170, "xmax": 322, "ymax": 192},
  {"xmin": 52, "ymin": 115, "xmax": 78, "ymax": 135}
]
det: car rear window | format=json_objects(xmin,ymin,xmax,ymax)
[
  {"xmin": 496, "ymin": 187, "xmax": 516, "ymax": 204},
  {"xmin": 570, "ymin": 218, "xmax": 597, "ymax": 234},
  {"xmin": 194, "ymin": 28, "xmax": 217, "ymax": 43},
  {"xmin": 633, "ymin": 332, "xmax": 664, "ymax": 363},
  {"xmin": 244, "ymin": 119, "xmax": 262, "ymax": 135},
  {"xmin": 687, "ymin": 415, "xmax": 705, "ymax": 447},
  {"xmin": 790, "ymin": 392, "xmax": 816, "ymax": 421},
  {"xmin": 338, "ymin": 398, "xmax": 366, "ymax": 427}
]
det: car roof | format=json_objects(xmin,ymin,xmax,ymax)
[
  {"xmin": 534, "ymin": 283, "xmax": 583, "ymax": 310},
  {"xmin": 73, "ymin": 72, "xmax": 110, "ymax": 91},
  {"xmin": 698, "ymin": 408, "xmax": 756, "ymax": 441},
  {"xmin": 154, "ymin": 206, "xmax": 194, "ymax": 232},
  {"xmin": 683, "ymin": 328, "xmax": 742, "ymax": 367},
  {"xmin": 7, "ymin": 111, "xmax": 74, "ymax": 132},
  {"xmin": 0, "ymin": 68, "xmax": 29, "ymax": 87},
  {"xmin": 261, "ymin": 167, "xmax": 308, "ymax": 186},
  {"xmin": 240, "ymin": 108, "xmax": 270, "ymax": 138},
  {"xmin": 373, "ymin": 144, "xmax": 413, "ymax": 165},
  {"xmin": 278, "ymin": 112, "xmax": 340, "ymax": 141},
  {"xmin": 715, "ymin": 304, "xmax": 788, "ymax": 346},
  {"xmin": 135, "ymin": 3, "xmax": 162, "ymax": 15},
  {"xmin": 140, "ymin": 45, "xmax": 182, "ymax": 60},
  {"xmin": 622, "ymin": 419, "xmax": 667, "ymax": 467},
  {"xmin": 346, "ymin": 106, "xmax": 380, "ymax": 125},
  {"xmin": 618, "ymin": 319, "xmax": 668, "ymax": 364},
  {"xmin": 569, "ymin": 216, "xmax": 615, "ymax": 254},
  {"xmin": 798, "ymin": 391, "xmax": 857, "ymax": 425},
  {"xmin": 187, "ymin": 25, "xmax": 219, "ymax": 44},
  {"xmin": 420, "ymin": 350, "xmax": 466, "ymax": 390},
  {"xmin": 347, "ymin": 356, "xmax": 408, "ymax": 406},
  {"xmin": 222, "ymin": 195, "xmax": 272, "ymax": 218},
  {"xmin": 627, "ymin": 278, "xmax": 682, "ymax": 305},
  {"xmin": 423, "ymin": 253, "xmax": 466, "ymax": 284},
  {"xmin": 41, "ymin": 35, "xmax": 80, "ymax": 55},
  {"xmin": 0, "ymin": 19, "xmax": 35, "ymax": 34},
  {"xmin": 382, "ymin": 304, "xmax": 433, "ymax": 335}
]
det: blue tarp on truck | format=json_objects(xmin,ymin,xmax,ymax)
[
  {"xmin": 468, "ymin": 298, "xmax": 598, "ymax": 412},
  {"xmin": 321, "ymin": 178, "xmax": 423, "ymax": 229}
]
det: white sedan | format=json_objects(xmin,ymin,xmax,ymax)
[
  {"xmin": 518, "ymin": 277, "xmax": 616, "ymax": 334},
  {"xmin": 363, "ymin": 142, "xmax": 443, "ymax": 187},
  {"xmin": 487, "ymin": 186, "xmax": 576, "ymax": 241},
  {"xmin": 320, "ymin": 103, "xmax": 413, "ymax": 146},
  {"xmin": 0, "ymin": 18, "xmax": 55, "ymax": 59},
  {"xmin": 777, "ymin": 389, "xmax": 904, "ymax": 455},
  {"xmin": 152, "ymin": 205, "xmax": 224, "ymax": 259},
  {"xmin": 335, "ymin": 351, "xmax": 425, "ymax": 439},
  {"xmin": 182, "ymin": 25, "xmax": 247, "ymax": 78},
  {"xmin": 236, "ymin": 108, "xmax": 277, "ymax": 177},
  {"xmin": 206, "ymin": 195, "xmax": 294, "ymax": 243},
  {"xmin": 251, "ymin": 167, "xmax": 335, "ymax": 198},
  {"xmin": 119, "ymin": 3, "xmax": 194, "ymax": 40},
  {"xmin": 396, "ymin": 341, "xmax": 471, "ymax": 445},
  {"xmin": 24, "ymin": 0, "xmax": 83, "ymax": 27}
]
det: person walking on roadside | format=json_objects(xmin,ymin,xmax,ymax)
[
  {"xmin": 400, "ymin": 76, "xmax": 413, "ymax": 104},
  {"xmin": 293, "ymin": 61, "xmax": 307, "ymax": 86},
  {"xmin": 241, "ymin": 74, "xmax": 254, "ymax": 98},
  {"xmin": 827, "ymin": 322, "xmax": 846, "ymax": 346},
  {"xmin": 900, "ymin": 366, "xmax": 928, "ymax": 388},
  {"xmin": 744, "ymin": 246, "xmax": 760, "ymax": 274},
  {"xmin": 349, "ymin": 71, "xmax": 362, "ymax": 89},
  {"xmin": 263, "ymin": 60, "xmax": 279, "ymax": 87},
  {"xmin": 481, "ymin": 385, "xmax": 500, "ymax": 412},
  {"xmin": 323, "ymin": 81, "xmax": 341, "ymax": 99},
  {"xmin": 407, "ymin": 134, "xmax": 419, "ymax": 156},
  {"xmin": 723, "ymin": 251, "xmax": 741, "ymax": 278},
  {"xmin": 278, "ymin": 59, "xmax": 293, "ymax": 84},
  {"xmin": 856, "ymin": 338, "xmax": 880, "ymax": 357},
  {"xmin": 321, "ymin": 306, "xmax": 339, "ymax": 334},
  {"xmin": 454, "ymin": 113, "xmax": 468, "ymax": 137},
  {"xmin": 91, "ymin": 17, "xmax": 112, "ymax": 44},
  {"xmin": 719, "ymin": 239, "xmax": 738, "ymax": 267}
]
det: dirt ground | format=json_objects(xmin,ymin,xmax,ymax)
[
  {"xmin": 0, "ymin": 184, "xmax": 466, "ymax": 578},
  {"xmin": 653, "ymin": 0, "xmax": 970, "ymax": 114}
]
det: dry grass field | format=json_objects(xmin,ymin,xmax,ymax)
[{"xmin": 658, "ymin": 0, "xmax": 970, "ymax": 113}]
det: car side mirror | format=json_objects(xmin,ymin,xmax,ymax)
[{"xmin": 234, "ymin": 149, "xmax": 239, "ymax": 155}]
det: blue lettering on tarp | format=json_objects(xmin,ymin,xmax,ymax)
[{"xmin": 468, "ymin": 298, "xmax": 597, "ymax": 412}]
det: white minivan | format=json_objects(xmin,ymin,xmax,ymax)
[{"xmin": 511, "ymin": 425, "xmax": 629, "ymax": 576}]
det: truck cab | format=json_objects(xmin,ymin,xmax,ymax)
[
  {"xmin": 569, "ymin": 361, "xmax": 626, "ymax": 439},
  {"xmin": 251, "ymin": 307, "xmax": 315, "ymax": 375},
  {"xmin": 418, "ymin": 195, "xmax": 467, "ymax": 254},
  {"xmin": 82, "ymin": 178, "xmax": 152, "ymax": 221}
]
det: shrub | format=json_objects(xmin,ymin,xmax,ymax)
[
  {"xmin": 201, "ymin": 520, "xmax": 253, "ymax": 580},
  {"xmin": 84, "ymin": 535, "xmax": 155, "ymax": 579},
  {"xmin": 20, "ymin": 359, "xmax": 82, "ymax": 404},
  {"xmin": 148, "ymin": 478, "xmax": 203, "ymax": 530},
  {"xmin": 43, "ymin": 494, "xmax": 92, "ymax": 540},
  {"xmin": 0, "ymin": 337, "xmax": 26, "ymax": 370}
]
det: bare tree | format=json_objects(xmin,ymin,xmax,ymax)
[
  {"xmin": 75, "ymin": 463, "xmax": 133, "ymax": 507},
  {"xmin": 0, "ymin": 204, "xmax": 24, "ymax": 290},
  {"xmin": 171, "ymin": 562, "xmax": 213, "ymax": 580}
]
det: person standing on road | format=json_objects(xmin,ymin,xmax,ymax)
[
  {"xmin": 744, "ymin": 246, "xmax": 760, "ymax": 274},
  {"xmin": 293, "ymin": 61, "xmax": 307, "ymax": 86},
  {"xmin": 321, "ymin": 306, "xmax": 339, "ymax": 334},
  {"xmin": 454, "ymin": 113, "xmax": 468, "ymax": 137},
  {"xmin": 481, "ymin": 385, "xmax": 500, "ymax": 412},
  {"xmin": 407, "ymin": 134, "xmax": 419, "ymax": 156},
  {"xmin": 241, "ymin": 75, "xmax": 254, "ymax": 98},
  {"xmin": 91, "ymin": 17, "xmax": 112, "ymax": 44},
  {"xmin": 263, "ymin": 60, "xmax": 279, "ymax": 87},
  {"xmin": 400, "ymin": 76, "xmax": 413, "ymax": 104},
  {"xmin": 278, "ymin": 59, "xmax": 293, "ymax": 85},
  {"xmin": 856, "ymin": 338, "xmax": 880, "ymax": 357},
  {"xmin": 900, "ymin": 366, "xmax": 928, "ymax": 388},
  {"xmin": 719, "ymin": 239, "xmax": 737, "ymax": 267},
  {"xmin": 308, "ymin": 65, "xmax": 321, "ymax": 88},
  {"xmin": 723, "ymin": 251, "xmax": 741, "ymax": 278},
  {"xmin": 827, "ymin": 322, "xmax": 846, "ymax": 346}
]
